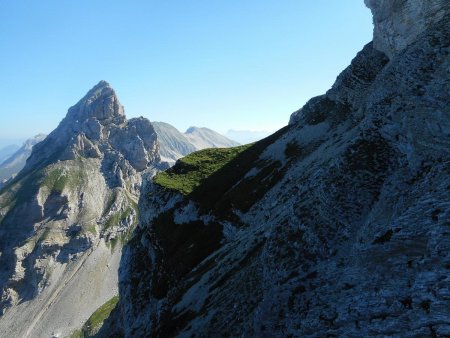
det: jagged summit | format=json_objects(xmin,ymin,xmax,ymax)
[
  {"xmin": 21, "ymin": 81, "xmax": 159, "ymax": 181},
  {"xmin": 66, "ymin": 80, "xmax": 125, "ymax": 124}
]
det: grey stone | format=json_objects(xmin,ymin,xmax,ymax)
[{"xmin": 364, "ymin": 0, "xmax": 450, "ymax": 58}]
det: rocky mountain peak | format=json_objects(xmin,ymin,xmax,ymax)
[
  {"xmin": 21, "ymin": 81, "xmax": 160, "ymax": 182},
  {"xmin": 66, "ymin": 80, "xmax": 125, "ymax": 125},
  {"xmin": 0, "ymin": 81, "xmax": 162, "ymax": 336},
  {"xmin": 365, "ymin": 0, "xmax": 450, "ymax": 58}
]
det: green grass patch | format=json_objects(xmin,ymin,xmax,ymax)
[
  {"xmin": 42, "ymin": 166, "xmax": 84, "ymax": 193},
  {"xmin": 70, "ymin": 295, "xmax": 119, "ymax": 337},
  {"xmin": 190, "ymin": 126, "xmax": 290, "ymax": 215},
  {"xmin": 153, "ymin": 126, "xmax": 290, "ymax": 222},
  {"xmin": 153, "ymin": 144, "xmax": 253, "ymax": 195},
  {"xmin": 85, "ymin": 223, "xmax": 97, "ymax": 235},
  {"xmin": 42, "ymin": 168, "xmax": 66, "ymax": 192},
  {"xmin": 68, "ymin": 329, "xmax": 83, "ymax": 338}
]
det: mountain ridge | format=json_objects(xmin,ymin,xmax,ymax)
[
  {"xmin": 99, "ymin": 1, "xmax": 450, "ymax": 336},
  {"xmin": 153, "ymin": 122, "xmax": 239, "ymax": 164},
  {"xmin": 0, "ymin": 134, "xmax": 46, "ymax": 184}
]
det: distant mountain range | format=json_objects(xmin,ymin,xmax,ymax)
[
  {"xmin": 0, "ymin": 134, "xmax": 46, "ymax": 183},
  {"xmin": 0, "ymin": 145, "xmax": 20, "ymax": 164},
  {"xmin": 153, "ymin": 122, "xmax": 239, "ymax": 164}
]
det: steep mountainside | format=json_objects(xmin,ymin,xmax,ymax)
[
  {"xmin": 153, "ymin": 122, "xmax": 239, "ymax": 164},
  {"xmin": 104, "ymin": 1, "xmax": 450, "ymax": 337},
  {"xmin": 0, "ymin": 81, "xmax": 162, "ymax": 338},
  {"xmin": 0, "ymin": 134, "xmax": 46, "ymax": 183}
]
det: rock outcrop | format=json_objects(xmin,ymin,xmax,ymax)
[
  {"xmin": 23, "ymin": 81, "xmax": 160, "ymax": 188},
  {"xmin": 0, "ymin": 81, "xmax": 161, "ymax": 337},
  {"xmin": 364, "ymin": 0, "xmax": 450, "ymax": 58},
  {"xmin": 104, "ymin": 2, "xmax": 450, "ymax": 337}
]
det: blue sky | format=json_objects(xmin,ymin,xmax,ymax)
[{"xmin": 0, "ymin": 0, "xmax": 373, "ymax": 146}]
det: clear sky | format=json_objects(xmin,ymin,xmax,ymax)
[{"xmin": 0, "ymin": 0, "xmax": 373, "ymax": 146}]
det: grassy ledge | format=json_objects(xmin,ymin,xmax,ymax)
[{"xmin": 153, "ymin": 144, "xmax": 253, "ymax": 195}]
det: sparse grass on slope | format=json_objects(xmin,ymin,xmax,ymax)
[
  {"xmin": 153, "ymin": 126, "xmax": 290, "ymax": 219},
  {"xmin": 153, "ymin": 144, "xmax": 253, "ymax": 195},
  {"xmin": 42, "ymin": 162, "xmax": 86, "ymax": 193},
  {"xmin": 68, "ymin": 296, "xmax": 119, "ymax": 338}
]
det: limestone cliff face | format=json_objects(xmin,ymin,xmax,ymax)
[
  {"xmin": 0, "ymin": 81, "xmax": 161, "ymax": 338},
  {"xmin": 105, "ymin": 2, "xmax": 450, "ymax": 337},
  {"xmin": 364, "ymin": 0, "xmax": 450, "ymax": 58}
]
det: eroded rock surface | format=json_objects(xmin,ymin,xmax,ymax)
[{"xmin": 365, "ymin": 0, "xmax": 450, "ymax": 58}]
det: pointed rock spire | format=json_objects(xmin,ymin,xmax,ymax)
[
  {"xmin": 20, "ymin": 81, "xmax": 159, "ymax": 179},
  {"xmin": 67, "ymin": 80, "xmax": 125, "ymax": 123}
]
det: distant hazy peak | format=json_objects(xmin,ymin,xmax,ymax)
[
  {"xmin": 152, "ymin": 122, "xmax": 239, "ymax": 164},
  {"xmin": 184, "ymin": 126, "xmax": 240, "ymax": 149},
  {"xmin": 225, "ymin": 129, "xmax": 272, "ymax": 144},
  {"xmin": 22, "ymin": 134, "xmax": 46, "ymax": 150},
  {"xmin": 185, "ymin": 126, "xmax": 213, "ymax": 134},
  {"xmin": 0, "ymin": 133, "xmax": 47, "ymax": 182}
]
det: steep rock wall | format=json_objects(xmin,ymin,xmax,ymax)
[{"xmin": 365, "ymin": 0, "xmax": 450, "ymax": 58}]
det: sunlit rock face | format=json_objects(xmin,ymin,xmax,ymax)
[{"xmin": 364, "ymin": 0, "xmax": 450, "ymax": 58}]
